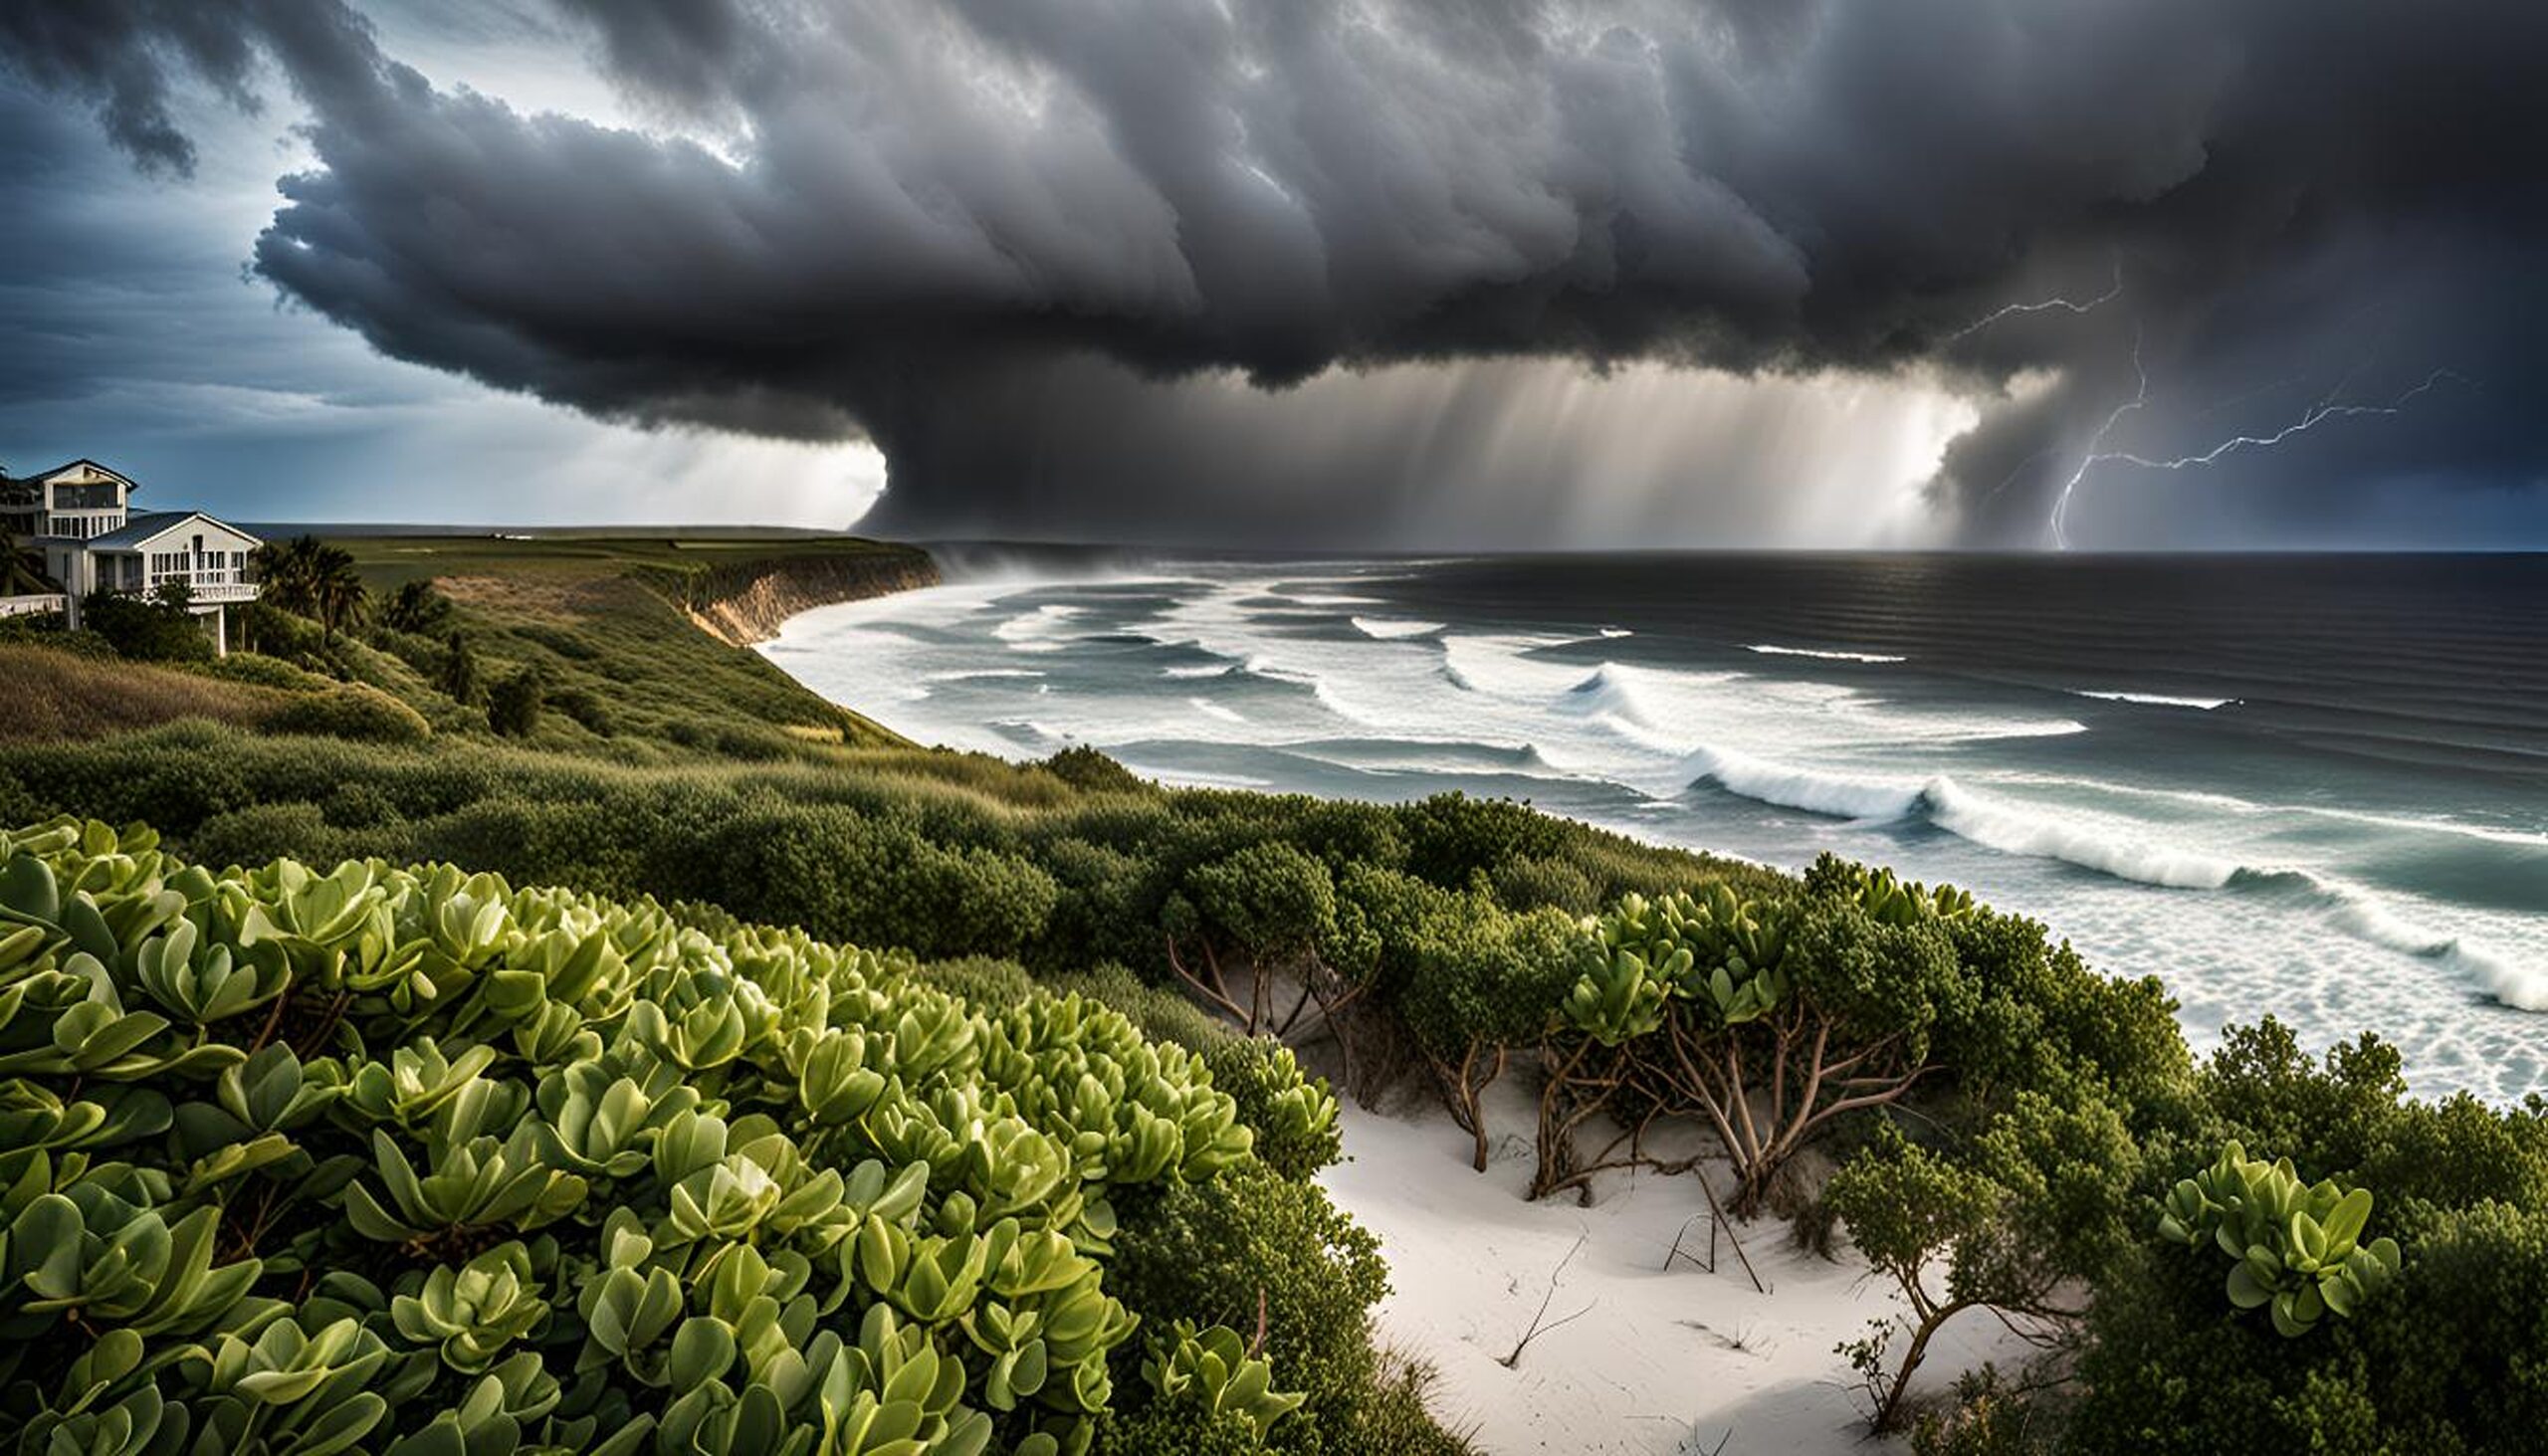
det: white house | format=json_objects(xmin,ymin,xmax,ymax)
[{"xmin": 1, "ymin": 460, "xmax": 262, "ymax": 653}]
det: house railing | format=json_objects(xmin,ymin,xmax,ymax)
[
  {"xmin": 113, "ymin": 578, "xmax": 262, "ymax": 606},
  {"xmin": 0, "ymin": 594, "xmax": 68, "ymax": 619}
]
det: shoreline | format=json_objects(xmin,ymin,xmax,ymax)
[{"xmin": 680, "ymin": 542, "xmax": 945, "ymax": 645}]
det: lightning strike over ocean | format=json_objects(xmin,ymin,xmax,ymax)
[{"xmin": 2050, "ymin": 359, "xmax": 2474, "ymax": 548}]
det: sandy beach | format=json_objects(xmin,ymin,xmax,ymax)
[{"xmin": 1321, "ymin": 1082, "xmax": 2020, "ymax": 1454}]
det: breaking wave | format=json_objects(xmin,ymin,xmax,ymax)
[
  {"xmin": 1676, "ymin": 748, "xmax": 2541, "ymax": 1009},
  {"xmin": 1746, "ymin": 643, "xmax": 1906, "ymax": 664},
  {"xmin": 2071, "ymin": 689, "xmax": 2236, "ymax": 710},
  {"xmin": 1351, "ymin": 615, "xmax": 1447, "ymax": 639}
]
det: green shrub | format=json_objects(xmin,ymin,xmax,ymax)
[
  {"xmin": 917, "ymin": 953, "xmax": 1041, "ymax": 1010},
  {"xmin": 1202, "ymin": 1038, "xmax": 1343, "ymax": 1182},
  {"xmin": 236, "ymin": 598, "xmax": 330, "ymax": 665},
  {"xmin": 181, "ymin": 800, "xmax": 344, "ymax": 870},
  {"xmin": 488, "ymin": 665, "xmax": 546, "ymax": 737},
  {"xmin": 81, "ymin": 590, "xmax": 212, "ymax": 662},
  {"xmin": 550, "ymin": 684, "xmax": 618, "ymax": 736},
  {"xmin": 266, "ymin": 683, "xmax": 434, "ymax": 744},
  {"xmin": 1044, "ymin": 745, "xmax": 1149, "ymax": 794},
  {"xmin": 439, "ymin": 629, "xmax": 484, "ymax": 706},
  {"xmin": 0, "ymin": 815, "xmax": 1345, "ymax": 1454},
  {"xmin": 1053, "ymin": 961, "xmax": 1233, "ymax": 1057},
  {"xmin": 0, "ymin": 619, "xmax": 109, "ymax": 657},
  {"xmin": 2154, "ymin": 1140, "xmax": 2401, "ymax": 1338},
  {"xmin": 1486, "ymin": 853, "xmax": 1598, "ymax": 915},
  {"xmin": 695, "ymin": 805, "xmax": 1059, "ymax": 960},
  {"xmin": 380, "ymin": 578, "xmax": 455, "ymax": 636},
  {"xmin": 1395, "ymin": 791, "xmax": 1563, "ymax": 888},
  {"xmin": 1972, "ymin": 1021, "xmax": 2548, "ymax": 1455},
  {"xmin": 1108, "ymin": 1165, "xmax": 1391, "ymax": 1455},
  {"xmin": 191, "ymin": 650, "xmax": 329, "ymax": 691}
]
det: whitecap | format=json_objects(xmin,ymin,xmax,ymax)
[
  {"xmin": 1745, "ymin": 643, "xmax": 1907, "ymax": 664},
  {"xmin": 2071, "ymin": 689, "xmax": 2236, "ymax": 710},
  {"xmin": 991, "ymin": 604, "xmax": 1085, "ymax": 653},
  {"xmin": 1351, "ymin": 615, "xmax": 1447, "ymax": 640}
]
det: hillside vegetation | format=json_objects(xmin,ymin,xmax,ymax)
[
  {"xmin": 0, "ymin": 645, "xmax": 283, "ymax": 741},
  {"xmin": 4, "ymin": 534, "xmax": 929, "ymax": 758}
]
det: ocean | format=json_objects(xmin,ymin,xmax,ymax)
[{"xmin": 763, "ymin": 551, "xmax": 2548, "ymax": 1102}]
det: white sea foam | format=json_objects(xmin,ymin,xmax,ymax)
[
  {"xmin": 1351, "ymin": 615, "xmax": 1447, "ymax": 640},
  {"xmin": 924, "ymin": 668, "xmax": 1047, "ymax": 683},
  {"xmin": 1162, "ymin": 663, "xmax": 1234, "ymax": 679},
  {"xmin": 1597, "ymin": 627, "xmax": 1634, "ymax": 639},
  {"xmin": 2072, "ymin": 689, "xmax": 2236, "ymax": 710},
  {"xmin": 991, "ymin": 604, "xmax": 1084, "ymax": 652},
  {"xmin": 1746, "ymin": 643, "xmax": 1907, "ymax": 664},
  {"xmin": 2265, "ymin": 872, "xmax": 2548, "ymax": 1011},
  {"xmin": 1188, "ymin": 697, "xmax": 1247, "ymax": 725}
]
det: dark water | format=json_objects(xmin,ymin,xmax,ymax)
[{"xmin": 768, "ymin": 552, "xmax": 2548, "ymax": 1100}]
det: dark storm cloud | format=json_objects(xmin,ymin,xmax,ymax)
[{"xmin": 7, "ymin": 0, "xmax": 2545, "ymax": 544}]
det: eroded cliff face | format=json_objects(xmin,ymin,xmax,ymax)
[{"xmin": 685, "ymin": 549, "xmax": 942, "ymax": 646}]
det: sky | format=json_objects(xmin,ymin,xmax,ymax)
[{"xmin": 1, "ymin": 0, "xmax": 2542, "ymax": 549}]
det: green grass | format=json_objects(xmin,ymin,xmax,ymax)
[
  {"xmin": 326, "ymin": 532, "xmax": 932, "ymax": 755},
  {"xmin": 0, "ymin": 643, "xmax": 283, "ymax": 740},
  {"xmin": 333, "ymin": 530, "xmax": 925, "ymax": 587}
]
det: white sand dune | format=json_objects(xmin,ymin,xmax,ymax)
[{"xmin": 1319, "ymin": 1085, "xmax": 2017, "ymax": 1453}]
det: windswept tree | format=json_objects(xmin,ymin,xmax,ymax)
[
  {"xmin": 1549, "ymin": 871, "xmax": 1972, "ymax": 1212},
  {"xmin": 1164, "ymin": 841, "xmax": 1378, "ymax": 1068}
]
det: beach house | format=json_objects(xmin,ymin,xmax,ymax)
[{"xmin": 0, "ymin": 460, "xmax": 261, "ymax": 652}]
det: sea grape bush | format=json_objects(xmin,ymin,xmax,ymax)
[
  {"xmin": 2156, "ymin": 1140, "xmax": 2401, "ymax": 1337},
  {"xmin": 0, "ymin": 816, "xmax": 1323, "ymax": 1455}
]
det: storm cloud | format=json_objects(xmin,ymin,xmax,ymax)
[{"xmin": 6, "ymin": 0, "xmax": 2544, "ymax": 545}]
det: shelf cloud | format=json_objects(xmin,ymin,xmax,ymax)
[{"xmin": 6, "ymin": 0, "xmax": 2543, "ymax": 545}]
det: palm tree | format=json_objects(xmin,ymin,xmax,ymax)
[
  {"xmin": 251, "ymin": 535, "xmax": 326, "ymax": 617},
  {"xmin": 253, "ymin": 535, "xmax": 368, "ymax": 640},
  {"xmin": 309, "ymin": 545, "xmax": 369, "ymax": 641}
]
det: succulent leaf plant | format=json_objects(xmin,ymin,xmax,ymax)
[
  {"xmin": 0, "ymin": 815, "xmax": 1317, "ymax": 1453},
  {"xmin": 2157, "ymin": 1139, "xmax": 2404, "ymax": 1337}
]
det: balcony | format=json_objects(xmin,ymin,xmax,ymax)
[{"xmin": 121, "ymin": 576, "xmax": 261, "ymax": 606}]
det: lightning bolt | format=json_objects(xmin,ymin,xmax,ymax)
[
  {"xmin": 2047, "ymin": 354, "xmax": 2470, "ymax": 550},
  {"xmin": 2098, "ymin": 369, "xmax": 2469, "ymax": 473},
  {"xmin": 2046, "ymin": 324, "xmax": 2150, "ymax": 549},
  {"xmin": 1946, "ymin": 255, "xmax": 2126, "ymax": 342}
]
